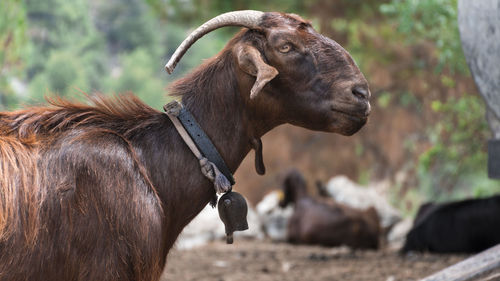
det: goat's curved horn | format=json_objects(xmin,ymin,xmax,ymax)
[{"xmin": 165, "ymin": 10, "xmax": 265, "ymax": 74}]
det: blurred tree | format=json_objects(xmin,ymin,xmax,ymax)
[
  {"xmin": 91, "ymin": 0, "xmax": 160, "ymax": 56},
  {"xmin": 146, "ymin": 0, "xmax": 306, "ymax": 22},
  {"xmin": 25, "ymin": 0, "xmax": 108, "ymax": 100},
  {"xmin": 0, "ymin": 0, "xmax": 27, "ymax": 109},
  {"xmin": 380, "ymin": 0, "xmax": 467, "ymax": 73},
  {"xmin": 378, "ymin": 0, "xmax": 497, "ymax": 204},
  {"xmin": 104, "ymin": 48, "xmax": 166, "ymax": 108},
  {"xmin": 25, "ymin": 0, "xmax": 98, "ymax": 77},
  {"xmin": 419, "ymin": 95, "xmax": 498, "ymax": 201},
  {"xmin": 28, "ymin": 51, "xmax": 90, "ymax": 102}
]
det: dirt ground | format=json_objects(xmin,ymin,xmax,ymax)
[{"xmin": 161, "ymin": 239, "xmax": 467, "ymax": 281}]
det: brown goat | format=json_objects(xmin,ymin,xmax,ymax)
[
  {"xmin": 0, "ymin": 11, "xmax": 370, "ymax": 281},
  {"xmin": 280, "ymin": 170, "xmax": 380, "ymax": 249}
]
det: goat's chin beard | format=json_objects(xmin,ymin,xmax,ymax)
[
  {"xmin": 290, "ymin": 114, "xmax": 367, "ymax": 135},
  {"xmin": 326, "ymin": 118, "xmax": 367, "ymax": 136}
]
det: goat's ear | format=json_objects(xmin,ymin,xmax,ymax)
[{"xmin": 236, "ymin": 44, "xmax": 278, "ymax": 99}]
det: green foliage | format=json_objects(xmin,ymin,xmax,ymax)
[
  {"xmin": 417, "ymin": 94, "xmax": 497, "ymax": 201},
  {"xmin": 377, "ymin": 92, "xmax": 392, "ymax": 109},
  {"xmin": 28, "ymin": 51, "xmax": 91, "ymax": 102},
  {"xmin": 21, "ymin": 0, "xmax": 238, "ymax": 108},
  {"xmin": 399, "ymin": 91, "xmax": 421, "ymax": 109},
  {"xmin": 25, "ymin": 0, "xmax": 97, "ymax": 77},
  {"xmin": 104, "ymin": 48, "xmax": 166, "ymax": 109},
  {"xmin": 0, "ymin": 0, "xmax": 28, "ymax": 109},
  {"xmin": 440, "ymin": 75, "xmax": 455, "ymax": 88},
  {"xmin": 23, "ymin": 0, "xmax": 110, "ymax": 104},
  {"xmin": 151, "ymin": 0, "xmax": 304, "ymax": 22},
  {"xmin": 0, "ymin": 0, "xmax": 26, "ymax": 70},
  {"xmin": 380, "ymin": 0, "xmax": 467, "ymax": 74},
  {"xmin": 93, "ymin": 0, "xmax": 160, "ymax": 55}
]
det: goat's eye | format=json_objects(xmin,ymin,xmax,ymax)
[{"xmin": 278, "ymin": 44, "xmax": 292, "ymax": 53}]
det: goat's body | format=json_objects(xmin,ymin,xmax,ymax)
[
  {"xmin": 0, "ymin": 101, "xmax": 168, "ymax": 280},
  {"xmin": 288, "ymin": 198, "xmax": 380, "ymax": 249},
  {"xmin": 403, "ymin": 195, "xmax": 500, "ymax": 253},
  {"xmin": 281, "ymin": 170, "xmax": 380, "ymax": 249},
  {"xmin": 0, "ymin": 46, "xmax": 254, "ymax": 280},
  {"xmin": 0, "ymin": 96, "xmax": 225, "ymax": 280}
]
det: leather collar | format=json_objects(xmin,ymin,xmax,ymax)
[{"xmin": 164, "ymin": 101, "xmax": 236, "ymax": 186}]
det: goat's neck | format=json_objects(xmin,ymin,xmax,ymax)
[
  {"xmin": 147, "ymin": 59, "xmax": 279, "ymax": 253},
  {"xmin": 294, "ymin": 189, "xmax": 310, "ymax": 204},
  {"xmin": 181, "ymin": 76, "xmax": 276, "ymax": 173}
]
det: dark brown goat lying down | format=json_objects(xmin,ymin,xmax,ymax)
[
  {"xmin": 0, "ymin": 11, "xmax": 370, "ymax": 281},
  {"xmin": 280, "ymin": 170, "xmax": 380, "ymax": 249}
]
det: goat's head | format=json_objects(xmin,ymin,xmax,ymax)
[
  {"xmin": 166, "ymin": 10, "xmax": 371, "ymax": 135},
  {"xmin": 278, "ymin": 169, "xmax": 307, "ymax": 208}
]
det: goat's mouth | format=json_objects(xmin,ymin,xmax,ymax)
[
  {"xmin": 329, "ymin": 105, "xmax": 369, "ymax": 135},
  {"xmin": 330, "ymin": 108, "xmax": 369, "ymax": 123}
]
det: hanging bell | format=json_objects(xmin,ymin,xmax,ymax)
[{"xmin": 217, "ymin": 191, "xmax": 249, "ymax": 244}]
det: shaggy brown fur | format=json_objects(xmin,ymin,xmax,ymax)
[{"xmin": 0, "ymin": 95, "xmax": 165, "ymax": 281}]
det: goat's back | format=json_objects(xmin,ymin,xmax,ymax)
[{"xmin": 0, "ymin": 97, "xmax": 166, "ymax": 281}]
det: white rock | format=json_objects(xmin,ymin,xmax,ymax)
[
  {"xmin": 387, "ymin": 218, "xmax": 413, "ymax": 250},
  {"xmin": 325, "ymin": 176, "xmax": 401, "ymax": 229},
  {"xmin": 176, "ymin": 197, "xmax": 263, "ymax": 250},
  {"xmin": 256, "ymin": 191, "xmax": 293, "ymax": 242}
]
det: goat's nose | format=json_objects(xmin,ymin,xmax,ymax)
[{"xmin": 352, "ymin": 86, "xmax": 370, "ymax": 100}]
